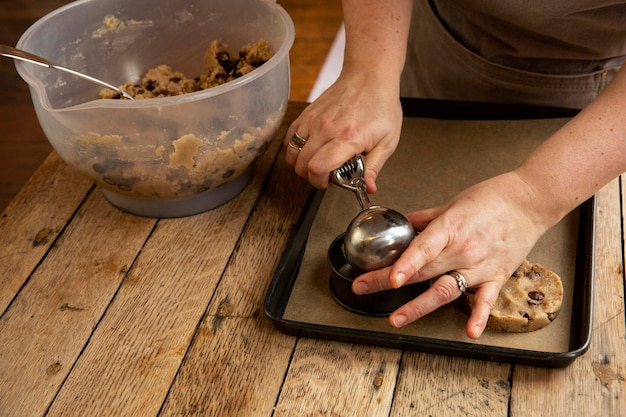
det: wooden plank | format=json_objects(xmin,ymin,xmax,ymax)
[
  {"xmin": 44, "ymin": 206, "xmax": 252, "ymax": 416},
  {"xmin": 511, "ymin": 179, "xmax": 626, "ymax": 416},
  {"xmin": 274, "ymin": 338, "xmax": 401, "ymax": 417},
  {"xmin": 161, "ymin": 317, "xmax": 295, "ymax": 416},
  {"xmin": 160, "ymin": 104, "xmax": 312, "ymax": 415},
  {"xmin": 391, "ymin": 353, "xmax": 511, "ymax": 416},
  {"xmin": 0, "ymin": 153, "xmax": 93, "ymax": 314},
  {"xmin": 0, "ymin": 191, "xmax": 156, "ymax": 417},
  {"xmin": 44, "ymin": 113, "xmax": 286, "ymax": 416}
]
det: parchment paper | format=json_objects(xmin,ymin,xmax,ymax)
[{"xmin": 284, "ymin": 116, "xmax": 580, "ymax": 353}]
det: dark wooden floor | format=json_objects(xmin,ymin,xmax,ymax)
[{"xmin": 0, "ymin": 0, "xmax": 343, "ymax": 212}]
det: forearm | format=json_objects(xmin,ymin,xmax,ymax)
[
  {"xmin": 515, "ymin": 65, "xmax": 626, "ymax": 228},
  {"xmin": 341, "ymin": 0, "xmax": 413, "ymax": 90}
]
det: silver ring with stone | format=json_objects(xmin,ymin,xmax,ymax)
[
  {"xmin": 448, "ymin": 270, "xmax": 467, "ymax": 293},
  {"xmin": 290, "ymin": 132, "xmax": 307, "ymax": 150}
]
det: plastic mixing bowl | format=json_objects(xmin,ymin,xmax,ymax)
[{"xmin": 15, "ymin": 0, "xmax": 294, "ymax": 217}]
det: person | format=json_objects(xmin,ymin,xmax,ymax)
[{"xmin": 283, "ymin": 0, "xmax": 626, "ymax": 338}]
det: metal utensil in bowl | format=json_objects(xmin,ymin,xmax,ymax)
[
  {"xmin": 0, "ymin": 44, "xmax": 134, "ymax": 100},
  {"xmin": 331, "ymin": 154, "xmax": 415, "ymax": 271}
]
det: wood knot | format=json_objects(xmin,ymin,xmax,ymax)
[
  {"xmin": 373, "ymin": 371, "xmax": 385, "ymax": 388},
  {"xmin": 212, "ymin": 297, "xmax": 233, "ymax": 331},
  {"xmin": 216, "ymin": 299, "xmax": 234, "ymax": 317},
  {"xmin": 592, "ymin": 362, "xmax": 618, "ymax": 386},
  {"xmin": 33, "ymin": 228, "xmax": 52, "ymax": 247},
  {"xmin": 46, "ymin": 361, "xmax": 62, "ymax": 377}
]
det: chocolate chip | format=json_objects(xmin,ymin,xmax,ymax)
[
  {"xmin": 145, "ymin": 80, "xmax": 157, "ymax": 91},
  {"xmin": 527, "ymin": 291, "xmax": 545, "ymax": 305},
  {"xmin": 217, "ymin": 52, "xmax": 235, "ymax": 73},
  {"xmin": 249, "ymin": 59, "xmax": 267, "ymax": 67}
]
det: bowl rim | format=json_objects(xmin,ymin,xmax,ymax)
[{"xmin": 14, "ymin": 0, "xmax": 295, "ymax": 112}]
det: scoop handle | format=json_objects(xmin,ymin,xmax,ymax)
[{"xmin": 353, "ymin": 178, "xmax": 373, "ymax": 210}]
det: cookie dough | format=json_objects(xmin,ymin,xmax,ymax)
[
  {"xmin": 98, "ymin": 39, "xmax": 273, "ymax": 99},
  {"xmin": 462, "ymin": 260, "xmax": 564, "ymax": 332},
  {"xmin": 70, "ymin": 115, "xmax": 281, "ymax": 199},
  {"xmin": 78, "ymin": 37, "xmax": 281, "ymax": 199}
]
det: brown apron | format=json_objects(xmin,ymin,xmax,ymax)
[{"xmin": 400, "ymin": 0, "xmax": 626, "ymax": 109}]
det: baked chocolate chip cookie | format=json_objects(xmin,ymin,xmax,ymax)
[{"xmin": 463, "ymin": 260, "xmax": 564, "ymax": 332}]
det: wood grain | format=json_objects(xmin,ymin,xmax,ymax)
[
  {"xmin": 392, "ymin": 353, "xmax": 511, "ymax": 416},
  {"xmin": 0, "ymin": 187, "xmax": 156, "ymax": 416},
  {"xmin": 274, "ymin": 338, "xmax": 401, "ymax": 417},
  {"xmin": 0, "ymin": 153, "xmax": 93, "ymax": 314},
  {"xmin": 161, "ymin": 317, "xmax": 296, "ymax": 417}
]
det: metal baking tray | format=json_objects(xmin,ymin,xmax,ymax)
[{"xmin": 264, "ymin": 100, "xmax": 594, "ymax": 368}]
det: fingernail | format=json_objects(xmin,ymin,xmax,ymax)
[
  {"xmin": 353, "ymin": 281, "xmax": 368, "ymax": 294},
  {"xmin": 392, "ymin": 314, "xmax": 407, "ymax": 327},
  {"xmin": 393, "ymin": 272, "xmax": 406, "ymax": 288},
  {"xmin": 471, "ymin": 324, "xmax": 482, "ymax": 339}
]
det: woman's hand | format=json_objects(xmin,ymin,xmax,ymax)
[
  {"xmin": 284, "ymin": 0, "xmax": 413, "ymax": 192},
  {"xmin": 351, "ymin": 171, "xmax": 557, "ymax": 338},
  {"xmin": 284, "ymin": 71, "xmax": 402, "ymax": 193}
]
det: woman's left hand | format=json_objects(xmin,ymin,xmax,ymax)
[{"xmin": 351, "ymin": 171, "xmax": 557, "ymax": 338}]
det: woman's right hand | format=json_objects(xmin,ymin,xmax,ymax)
[
  {"xmin": 284, "ymin": 69, "xmax": 403, "ymax": 193},
  {"xmin": 284, "ymin": 0, "xmax": 414, "ymax": 192}
]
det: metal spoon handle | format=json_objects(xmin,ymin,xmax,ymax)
[
  {"xmin": 353, "ymin": 178, "xmax": 373, "ymax": 210},
  {"xmin": 331, "ymin": 154, "xmax": 373, "ymax": 210},
  {"xmin": 0, "ymin": 44, "xmax": 133, "ymax": 100}
]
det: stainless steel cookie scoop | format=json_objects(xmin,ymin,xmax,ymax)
[
  {"xmin": 0, "ymin": 44, "xmax": 134, "ymax": 100},
  {"xmin": 331, "ymin": 154, "xmax": 415, "ymax": 271}
]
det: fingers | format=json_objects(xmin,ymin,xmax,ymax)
[
  {"xmin": 284, "ymin": 126, "xmax": 389, "ymax": 190},
  {"xmin": 405, "ymin": 207, "xmax": 440, "ymax": 233},
  {"xmin": 283, "ymin": 86, "xmax": 401, "ymax": 190},
  {"xmin": 388, "ymin": 272, "xmax": 465, "ymax": 327},
  {"xmin": 305, "ymin": 139, "xmax": 365, "ymax": 188},
  {"xmin": 284, "ymin": 123, "xmax": 309, "ymax": 167},
  {"xmin": 361, "ymin": 144, "xmax": 397, "ymax": 194},
  {"xmin": 351, "ymin": 267, "xmax": 393, "ymax": 295},
  {"xmin": 465, "ymin": 284, "xmax": 499, "ymax": 338},
  {"xmin": 351, "ymin": 214, "xmax": 452, "ymax": 294},
  {"xmin": 387, "ymin": 220, "xmax": 450, "ymax": 287},
  {"xmin": 388, "ymin": 273, "xmax": 500, "ymax": 339},
  {"xmin": 351, "ymin": 226, "xmax": 505, "ymax": 338},
  {"xmin": 284, "ymin": 120, "xmax": 363, "ymax": 189}
]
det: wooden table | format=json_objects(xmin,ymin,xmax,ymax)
[{"xmin": 0, "ymin": 101, "xmax": 624, "ymax": 416}]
